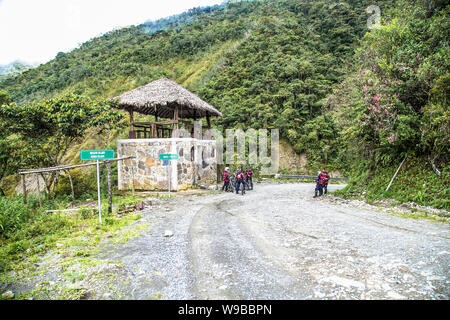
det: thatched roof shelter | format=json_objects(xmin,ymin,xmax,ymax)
[
  {"xmin": 112, "ymin": 78, "xmax": 222, "ymax": 139},
  {"xmin": 112, "ymin": 77, "xmax": 222, "ymax": 119}
]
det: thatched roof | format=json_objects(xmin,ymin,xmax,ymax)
[{"xmin": 112, "ymin": 78, "xmax": 223, "ymax": 119}]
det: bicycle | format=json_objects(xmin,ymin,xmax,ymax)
[{"xmin": 236, "ymin": 179, "xmax": 245, "ymax": 195}]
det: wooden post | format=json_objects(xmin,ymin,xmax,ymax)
[
  {"xmin": 107, "ymin": 161, "xmax": 112, "ymax": 213},
  {"xmin": 129, "ymin": 109, "xmax": 136, "ymax": 139},
  {"xmin": 173, "ymin": 107, "xmax": 179, "ymax": 138},
  {"xmin": 22, "ymin": 174, "xmax": 27, "ymax": 204},
  {"xmin": 151, "ymin": 123, "xmax": 156, "ymax": 138},
  {"xmin": 192, "ymin": 111, "xmax": 197, "ymax": 138},
  {"xmin": 155, "ymin": 110, "xmax": 159, "ymax": 138},
  {"xmin": 35, "ymin": 173, "xmax": 42, "ymax": 207},
  {"xmin": 66, "ymin": 169, "xmax": 75, "ymax": 202},
  {"xmin": 206, "ymin": 113, "xmax": 211, "ymax": 129}
]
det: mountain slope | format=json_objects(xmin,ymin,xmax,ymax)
[
  {"xmin": 0, "ymin": 0, "xmax": 397, "ymax": 171},
  {"xmin": 1, "ymin": 0, "xmax": 448, "ymax": 209}
]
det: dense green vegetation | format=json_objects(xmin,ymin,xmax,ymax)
[
  {"xmin": 0, "ymin": 0, "xmax": 448, "ymax": 211},
  {"xmin": 327, "ymin": 0, "xmax": 449, "ymax": 209},
  {"xmin": 0, "ymin": 0, "xmax": 396, "ymax": 169},
  {"xmin": 0, "ymin": 193, "xmax": 145, "ymax": 279},
  {"xmin": 0, "ymin": 0, "xmax": 448, "ymax": 300},
  {"xmin": 334, "ymin": 157, "xmax": 449, "ymax": 209},
  {"xmin": 0, "ymin": 92, "xmax": 124, "ymax": 195}
]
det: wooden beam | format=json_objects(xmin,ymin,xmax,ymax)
[
  {"xmin": 19, "ymin": 156, "xmax": 135, "ymax": 175},
  {"xmin": 173, "ymin": 106, "xmax": 179, "ymax": 137},
  {"xmin": 133, "ymin": 120, "xmax": 179, "ymax": 126},
  {"xmin": 22, "ymin": 174, "xmax": 27, "ymax": 204},
  {"xmin": 386, "ymin": 156, "xmax": 407, "ymax": 192},
  {"xmin": 35, "ymin": 173, "xmax": 42, "ymax": 207},
  {"xmin": 45, "ymin": 208, "xmax": 80, "ymax": 213}
]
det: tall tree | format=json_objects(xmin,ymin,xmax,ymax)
[{"xmin": 0, "ymin": 93, "xmax": 125, "ymax": 192}]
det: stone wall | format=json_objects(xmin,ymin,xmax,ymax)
[{"xmin": 117, "ymin": 138, "xmax": 217, "ymax": 191}]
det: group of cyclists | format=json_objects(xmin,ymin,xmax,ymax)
[
  {"xmin": 221, "ymin": 167, "xmax": 253, "ymax": 195},
  {"xmin": 221, "ymin": 166, "xmax": 331, "ymax": 198},
  {"xmin": 314, "ymin": 168, "xmax": 331, "ymax": 198}
]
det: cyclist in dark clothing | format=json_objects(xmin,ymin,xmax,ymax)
[
  {"xmin": 235, "ymin": 168, "xmax": 246, "ymax": 195},
  {"xmin": 313, "ymin": 171, "xmax": 324, "ymax": 198}
]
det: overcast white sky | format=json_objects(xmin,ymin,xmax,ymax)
[{"xmin": 0, "ymin": 0, "xmax": 224, "ymax": 65}]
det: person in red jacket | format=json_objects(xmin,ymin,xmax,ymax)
[
  {"xmin": 321, "ymin": 168, "xmax": 331, "ymax": 194},
  {"xmin": 313, "ymin": 171, "xmax": 324, "ymax": 198},
  {"xmin": 235, "ymin": 168, "xmax": 246, "ymax": 195},
  {"xmin": 244, "ymin": 168, "xmax": 253, "ymax": 190},
  {"xmin": 222, "ymin": 167, "xmax": 230, "ymax": 191}
]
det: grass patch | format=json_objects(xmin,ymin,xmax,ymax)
[
  {"xmin": 0, "ymin": 193, "xmax": 146, "ymax": 284},
  {"xmin": 334, "ymin": 157, "xmax": 449, "ymax": 211},
  {"xmin": 387, "ymin": 210, "xmax": 449, "ymax": 224}
]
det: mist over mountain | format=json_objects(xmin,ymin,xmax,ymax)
[{"xmin": 0, "ymin": 60, "xmax": 34, "ymax": 79}]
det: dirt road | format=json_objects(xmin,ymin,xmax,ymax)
[{"xmin": 97, "ymin": 183, "xmax": 449, "ymax": 300}]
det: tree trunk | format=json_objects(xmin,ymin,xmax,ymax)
[{"xmin": 66, "ymin": 169, "xmax": 75, "ymax": 201}]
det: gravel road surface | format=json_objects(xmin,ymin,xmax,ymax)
[{"xmin": 96, "ymin": 183, "xmax": 449, "ymax": 300}]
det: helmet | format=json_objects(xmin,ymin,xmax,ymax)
[{"xmin": 225, "ymin": 167, "xmax": 229, "ymax": 172}]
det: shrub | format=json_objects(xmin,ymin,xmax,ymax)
[{"xmin": 0, "ymin": 197, "xmax": 34, "ymax": 239}]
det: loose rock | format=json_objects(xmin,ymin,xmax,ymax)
[
  {"xmin": 2, "ymin": 290, "xmax": 14, "ymax": 299},
  {"xmin": 164, "ymin": 230, "xmax": 174, "ymax": 237}
]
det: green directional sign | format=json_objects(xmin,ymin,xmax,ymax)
[
  {"xmin": 159, "ymin": 153, "xmax": 179, "ymax": 160},
  {"xmin": 80, "ymin": 149, "xmax": 115, "ymax": 161}
]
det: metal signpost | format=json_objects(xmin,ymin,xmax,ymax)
[
  {"xmin": 159, "ymin": 154, "xmax": 179, "ymax": 197},
  {"xmin": 80, "ymin": 150, "xmax": 115, "ymax": 223}
]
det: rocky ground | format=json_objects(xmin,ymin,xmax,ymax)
[{"xmin": 3, "ymin": 182, "xmax": 449, "ymax": 300}]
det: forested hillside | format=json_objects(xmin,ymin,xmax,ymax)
[
  {"xmin": 0, "ymin": 0, "xmax": 448, "ymax": 208},
  {"xmin": 0, "ymin": 0, "xmax": 395, "ymax": 167},
  {"xmin": 328, "ymin": 0, "xmax": 449, "ymax": 209}
]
